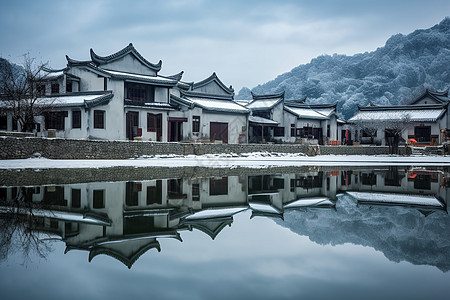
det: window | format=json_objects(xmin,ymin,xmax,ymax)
[
  {"xmin": 168, "ymin": 179, "xmax": 186, "ymax": 199},
  {"xmin": 327, "ymin": 125, "xmax": 330, "ymax": 138},
  {"xmin": 147, "ymin": 180, "xmax": 162, "ymax": 205},
  {"xmin": 126, "ymin": 182, "xmax": 139, "ymax": 206},
  {"xmin": 71, "ymin": 189, "xmax": 81, "ymax": 208},
  {"xmin": 210, "ymin": 177, "xmax": 228, "ymax": 196},
  {"xmin": 192, "ymin": 183, "xmax": 200, "ymax": 201},
  {"xmin": 290, "ymin": 124, "xmax": 296, "ymax": 137},
  {"xmin": 274, "ymin": 127, "xmax": 285, "ymax": 137},
  {"xmin": 192, "ymin": 116, "xmax": 200, "ymax": 133},
  {"xmin": 0, "ymin": 115, "xmax": 7, "ymax": 130},
  {"xmin": 93, "ymin": 190, "xmax": 105, "ymax": 209},
  {"xmin": 104, "ymin": 77, "xmax": 108, "ymax": 91},
  {"xmin": 38, "ymin": 84, "xmax": 46, "ymax": 96},
  {"xmin": 125, "ymin": 82, "xmax": 154, "ymax": 102},
  {"xmin": 72, "ymin": 111, "xmax": 81, "ymax": 129},
  {"xmin": 94, "ymin": 110, "xmax": 105, "ymax": 129},
  {"xmin": 51, "ymin": 83, "xmax": 59, "ymax": 94},
  {"xmin": 147, "ymin": 113, "xmax": 156, "ymax": 132},
  {"xmin": 45, "ymin": 111, "xmax": 68, "ymax": 130},
  {"xmin": 66, "ymin": 80, "xmax": 73, "ymax": 93}
]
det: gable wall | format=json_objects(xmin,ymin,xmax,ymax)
[
  {"xmin": 193, "ymin": 81, "xmax": 230, "ymax": 96},
  {"xmin": 100, "ymin": 55, "xmax": 157, "ymax": 76}
]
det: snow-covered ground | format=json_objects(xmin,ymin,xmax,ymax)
[{"xmin": 0, "ymin": 152, "xmax": 449, "ymax": 169}]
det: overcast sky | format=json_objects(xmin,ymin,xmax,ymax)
[{"xmin": 1, "ymin": 0, "xmax": 449, "ymax": 93}]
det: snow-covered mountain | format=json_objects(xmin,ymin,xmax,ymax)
[
  {"xmin": 277, "ymin": 194, "xmax": 450, "ymax": 272},
  {"xmin": 237, "ymin": 18, "xmax": 450, "ymax": 120}
]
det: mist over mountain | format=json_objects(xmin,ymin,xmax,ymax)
[{"xmin": 237, "ymin": 18, "xmax": 450, "ymax": 119}]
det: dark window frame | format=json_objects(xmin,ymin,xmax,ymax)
[
  {"xmin": 192, "ymin": 115, "xmax": 200, "ymax": 133},
  {"xmin": 94, "ymin": 110, "xmax": 105, "ymax": 129},
  {"xmin": 72, "ymin": 110, "xmax": 81, "ymax": 129}
]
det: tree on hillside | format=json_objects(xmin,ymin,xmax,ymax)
[{"xmin": 0, "ymin": 55, "xmax": 55, "ymax": 132}]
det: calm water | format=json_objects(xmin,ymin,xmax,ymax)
[{"xmin": 1, "ymin": 166, "xmax": 450, "ymax": 299}]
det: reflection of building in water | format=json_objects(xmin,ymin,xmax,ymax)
[
  {"xmin": 1, "ymin": 168, "xmax": 448, "ymax": 268},
  {"xmin": 338, "ymin": 167, "xmax": 448, "ymax": 213}
]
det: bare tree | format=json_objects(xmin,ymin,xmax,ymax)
[
  {"xmin": 0, "ymin": 187, "xmax": 53, "ymax": 263},
  {"xmin": 0, "ymin": 54, "xmax": 55, "ymax": 132},
  {"xmin": 350, "ymin": 112, "xmax": 411, "ymax": 154}
]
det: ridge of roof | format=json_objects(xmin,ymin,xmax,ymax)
[
  {"xmin": 358, "ymin": 103, "xmax": 447, "ymax": 111},
  {"xmin": 251, "ymin": 91, "xmax": 285, "ymax": 100},
  {"xmin": 90, "ymin": 43, "xmax": 162, "ymax": 72},
  {"xmin": 410, "ymin": 88, "xmax": 450, "ymax": 104},
  {"xmin": 285, "ymin": 101, "xmax": 337, "ymax": 109},
  {"xmin": 192, "ymin": 72, "xmax": 234, "ymax": 95}
]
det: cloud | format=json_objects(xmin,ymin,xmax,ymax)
[{"xmin": 1, "ymin": 0, "xmax": 449, "ymax": 91}]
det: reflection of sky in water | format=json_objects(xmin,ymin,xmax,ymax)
[
  {"xmin": 1, "ymin": 166, "xmax": 450, "ymax": 300},
  {"xmin": 2, "ymin": 208, "xmax": 450, "ymax": 300}
]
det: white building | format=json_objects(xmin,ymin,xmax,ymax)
[
  {"xmin": 170, "ymin": 73, "xmax": 249, "ymax": 144},
  {"xmin": 348, "ymin": 90, "xmax": 449, "ymax": 146}
]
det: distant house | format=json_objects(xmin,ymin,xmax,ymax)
[
  {"xmin": 242, "ymin": 91, "xmax": 341, "ymax": 144},
  {"xmin": 245, "ymin": 92, "xmax": 286, "ymax": 143},
  {"xmin": 284, "ymin": 100, "xmax": 341, "ymax": 145},
  {"xmin": 170, "ymin": 73, "xmax": 249, "ymax": 144},
  {"xmin": 348, "ymin": 89, "xmax": 449, "ymax": 146}
]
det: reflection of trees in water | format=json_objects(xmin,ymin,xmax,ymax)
[{"xmin": 0, "ymin": 187, "xmax": 53, "ymax": 262}]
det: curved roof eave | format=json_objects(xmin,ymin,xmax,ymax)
[
  {"xmin": 192, "ymin": 72, "xmax": 234, "ymax": 95},
  {"xmin": 90, "ymin": 43, "xmax": 162, "ymax": 72}
]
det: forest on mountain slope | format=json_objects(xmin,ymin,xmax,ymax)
[{"xmin": 237, "ymin": 18, "xmax": 450, "ymax": 119}]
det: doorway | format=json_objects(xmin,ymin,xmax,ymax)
[{"xmin": 126, "ymin": 111, "xmax": 139, "ymax": 140}]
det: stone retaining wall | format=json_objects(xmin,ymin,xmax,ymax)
[{"xmin": 0, "ymin": 136, "xmax": 406, "ymax": 160}]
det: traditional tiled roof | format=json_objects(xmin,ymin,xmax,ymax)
[
  {"xmin": 346, "ymin": 191, "xmax": 445, "ymax": 209},
  {"xmin": 103, "ymin": 69, "xmax": 178, "ymax": 86},
  {"xmin": 284, "ymin": 106, "xmax": 330, "ymax": 120},
  {"xmin": 410, "ymin": 89, "xmax": 450, "ymax": 105},
  {"xmin": 66, "ymin": 55, "xmax": 112, "ymax": 77},
  {"xmin": 348, "ymin": 104, "xmax": 447, "ymax": 123},
  {"xmin": 251, "ymin": 91, "xmax": 285, "ymax": 100},
  {"xmin": 38, "ymin": 91, "xmax": 114, "ymax": 109},
  {"xmin": 192, "ymin": 72, "xmax": 234, "ymax": 95},
  {"xmin": 88, "ymin": 239, "xmax": 161, "ymax": 269},
  {"xmin": 246, "ymin": 97, "xmax": 283, "ymax": 110},
  {"xmin": 171, "ymin": 91, "xmax": 249, "ymax": 114},
  {"xmin": 184, "ymin": 207, "xmax": 248, "ymax": 220},
  {"xmin": 40, "ymin": 66, "xmax": 66, "ymax": 80},
  {"xmin": 90, "ymin": 43, "xmax": 162, "ymax": 72},
  {"xmin": 182, "ymin": 218, "xmax": 234, "ymax": 240},
  {"xmin": 284, "ymin": 197, "xmax": 335, "ymax": 209},
  {"xmin": 249, "ymin": 115, "xmax": 279, "ymax": 125},
  {"xmin": 124, "ymin": 101, "xmax": 175, "ymax": 111}
]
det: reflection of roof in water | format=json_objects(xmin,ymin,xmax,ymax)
[
  {"xmin": 184, "ymin": 207, "xmax": 247, "ymax": 220},
  {"xmin": 346, "ymin": 191, "xmax": 445, "ymax": 209},
  {"xmin": 182, "ymin": 217, "xmax": 234, "ymax": 240},
  {"xmin": 0, "ymin": 206, "xmax": 111, "ymax": 226},
  {"xmin": 284, "ymin": 197, "xmax": 335, "ymax": 209}
]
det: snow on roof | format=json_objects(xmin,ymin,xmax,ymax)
[
  {"xmin": 284, "ymin": 197, "xmax": 334, "ymax": 209},
  {"xmin": 249, "ymin": 202, "xmax": 281, "ymax": 214},
  {"xmin": 184, "ymin": 96, "xmax": 249, "ymax": 113},
  {"xmin": 0, "ymin": 206, "xmax": 111, "ymax": 225},
  {"xmin": 348, "ymin": 108, "xmax": 445, "ymax": 123},
  {"xmin": 285, "ymin": 106, "xmax": 329, "ymax": 120},
  {"xmin": 346, "ymin": 191, "xmax": 444, "ymax": 208},
  {"xmin": 246, "ymin": 98, "xmax": 282, "ymax": 110},
  {"xmin": 39, "ymin": 93, "xmax": 111, "ymax": 107},
  {"xmin": 313, "ymin": 108, "xmax": 335, "ymax": 117},
  {"xmin": 185, "ymin": 207, "xmax": 248, "ymax": 220},
  {"xmin": 104, "ymin": 69, "xmax": 176, "ymax": 84},
  {"xmin": 249, "ymin": 115, "xmax": 279, "ymax": 125}
]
